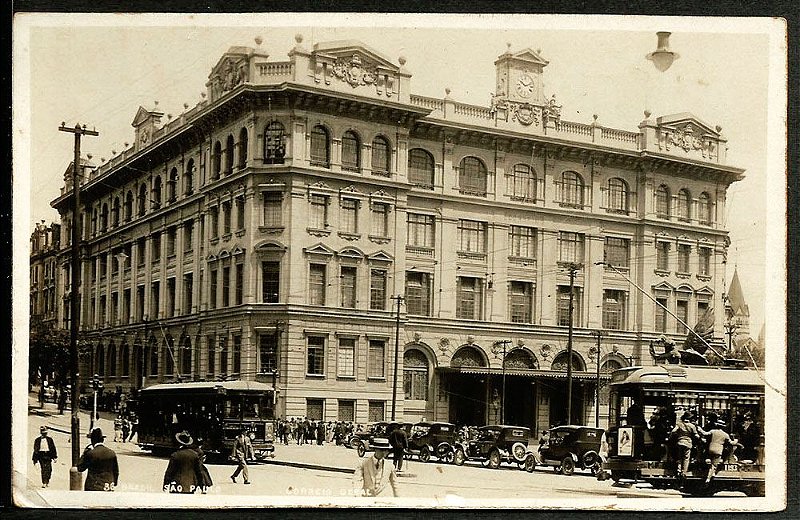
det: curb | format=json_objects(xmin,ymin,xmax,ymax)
[{"xmin": 259, "ymin": 458, "xmax": 354, "ymax": 474}]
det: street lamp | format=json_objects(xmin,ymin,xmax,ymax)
[
  {"xmin": 89, "ymin": 373, "xmax": 104, "ymax": 432},
  {"xmin": 646, "ymin": 32, "xmax": 680, "ymax": 72},
  {"xmin": 491, "ymin": 340, "xmax": 513, "ymax": 425}
]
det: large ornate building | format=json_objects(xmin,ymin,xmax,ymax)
[
  {"xmin": 30, "ymin": 221, "xmax": 61, "ymax": 327},
  {"xmin": 48, "ymin": 35, "xmax": 743, "ymax": 430}
]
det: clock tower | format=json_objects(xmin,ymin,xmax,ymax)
[
  {"xmin": 494, "ymin": 45, "xmax": 549, "ymax": 106},
  {"xmin": 131, "ymin": 104, "xmax": 164, "ymax": 152}
]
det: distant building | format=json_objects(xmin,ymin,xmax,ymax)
[
  {"xmin": 46, "ymin": 36, "xmax": 743, "ymax": 430},
  {"xmin": 30, "ymin": 221, "xmax": 61, "ymax": 326},
  {"xmin": 725, "ymin": 268, "xmax": 750, "ymax": 339}
]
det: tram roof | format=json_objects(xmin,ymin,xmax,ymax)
[
  {"xmin": 610, "ymin": 364, "xmax": 765, "ymax": 388},
  {"xmin": 140, "ymin": 380, "xmax": 274, "ymax": 393}
]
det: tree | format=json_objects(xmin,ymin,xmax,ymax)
[{"xmin": 29, "ymin": 318, "xmax": 71, "ymax": 387}]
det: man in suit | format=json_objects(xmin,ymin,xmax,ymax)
[
  {"xmin": 230, "ymin": 428, "xmax": 254, "ymax": 484},
  {"xmin": 32, "ymin": 426, "xmax": 58, "ymax": 488},
  {"xmin": 353, "ymin": 438, "xmax": 398, "ymax": 497},
  {"xmin": 163, "ymin": 431, "xmax": 206, "ymax": 494},
  {"xmin": 77, "ymin": 428, "xmax": 119, "ymax": 491},
  {"xmin": 388, "ymin": 425, "xmax": 409, "ymax": 472}
]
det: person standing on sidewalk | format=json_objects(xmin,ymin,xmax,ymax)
[
  {"xmin": 353, "ymin": 438, "xmax": 399, "ymax": 497},
  {"xmin": 230, "ymin": 428, "xmax": 254, "ymax": 484},
  {"xmin": 77, "ymin": 428, "xmax": 119, "ymax": 491},
  {"xmin": 121, "ymin": 417, "xmax": 130, "ymax": 444},
  {"xmin": 388, "ymin": 426, "xmax": 409, "ymax": 472},
  {"xmin": 57, "ymin": 388, "xmax": 67, "ymax": 415},
  {"xmin": 32, "ymin": 426, "xmax": 57, "ymax": 488}
]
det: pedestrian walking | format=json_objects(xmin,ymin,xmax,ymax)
[
  {"xmin": 57, "ymin": 388, "xmax": 67, "ymax": 415},
  {"xmin": 38, "ymin": 385, "xmax": 46, "ymax": 408},
  {"xmin": 230, "ymin": 428, "xmax": 254, "ymax": 484},
  {"xmin": 77, "ymin": 428, "xmax": 119, "ymax": 491},
  {"xmin": 316, "ymin": 421, "xmax": 325, "ymax": 446},
  {"xmin": 127, "ymin": 413, "xmax": 138, "ymax": 442},
  {"xmin": 353, "ymin": 438, "xmax": 398, "ymax": 497},
  {"xmin": 193, "ymin": 437, "xmax": 214, "ymax": 492},
  {"xmin": 32, "ymin": 426, "xmax": 57, "ymax": 488},
  {"xmin": 388, "ymin": 426, "xmax": 409, "ymax": 472},
  {"xmin": 163, "ymin": 431, "xmax": 206, "ymax": 494},
  {"xmin": 121, "ymin": 417, "xmax": 130, "ymax": 443},
  {"xmin": 113, "ymin": 415, "xmax": 123, "ymax": 442}
]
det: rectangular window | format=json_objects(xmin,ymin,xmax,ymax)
[
  {"xmin": 236, "ymin": 195, "xmax": 245, "ymax": 231},
  {"xmin": 405, "ymin": 271, "xmax": 432, "ymax": 316},
  {"xmin": 337, "ymin": 337, "xmax": 356, "ymax": 378},
  {"xmin": 678, "ymin": 244, "xmax": 691, "ymax": 273},
  {"xmin": 222, "ymin": 266, "xmax": 231, "ymax": 307},
  {"xmin": 151, "ymin": 281, "xmax": 160, "ymax": 318},
  {"xmin": 404, "ymin": 364, "xmax": 428, "ymax": 401},
  {"xmin": 219, "ymin": 336, "xmax": 228, "ymax": 376},
  {"xmin": 604, "ymin": 237, "xmax": 630, "ymax": 268},
  {"xmin": 557, "ymin": 285, "xmax": 581, "ymax": 327},
  {"xmin": 209, "ymin": 207, "xmax": 219, "ymax": 238},
  {"xmin": 340, "ymin": 266, "xmax": 357, "ymax": 308},
  {"xmin": 167, "ymin": 227, "xmax": 177, "ymax": 256},
  {"xmin": 137, "ymin": 238, "xmax": 146, "ymax": 267},
  {"xmin": 559, "ymin": 232, "xmax": 584, "ymax": 263},
  {"xmin": 655, "ymin": 297, "xmax": 668, "ymax": 332},
  {"xmin": 99, "ymin": 256, "xmax": 107, "ymax": 279},
  {"xmin": 602, "ymin": 289, "xmax": 626, "ymax": 330},
  {"xmin": 166, "ymin": 278, "xmax": 176, "ymax": 318},
  {"xmin": 368, "ymin": 401, "xmax": 385, "ymax": 422},
  {"xmin": 110, "ymin": 293, "xmax": 118, "ymax": 325},
  {"xmin": 370, "ymin": 203, "xmax": 389, "ymax": 237},
  {"xmin": 458, "ymin": 220, "xmax": 486, "ymax": 253},
  {"xmin": 222, "ymin": 201, "xmax": 232, "ymax": 235},
  {"xmin": 509, "ymin": 225, "xmax": 537, "ymax": 259},
  {"xmin": 136, "ymin": 285, "xmax": 145, "ymax": 322},
  {"xmin": 209, "ymin": 269, "xmax": 217, "ymax": 310},
  {"xmin": 232, "ymin": 334, "xmax": 241, "ymax": 375},
  {"xmin": 151, "ymin": 233, "xmax": 161, "ymax": 263},
  {"xmin": 456, "ymin": 276, "xmax": 483, "ymax": 320},
  {"xmin": 183, "ymin": 273, "xmax": 193, "ymax": 314},
  {"xmin": 368, "ymin": 339, "xmax": 386, "ymax": 379},
  {"xmin": 656, "ymin": 242, "xmax": 670, "ymax": 271},
  {"xmin": 676, "ymin": 299, "xmax": 689, "ymax": 333},
  {"xmin": 309, "ymin": 263, "xmax": 326, "ymax": 305},
  {"xmin": 307, "ymin": 336, "xmax": 325, "ymax": 375},
  {"xmin": 235, "ymin": 263, "xmax": 244, "ymax": 305},
  {"xmin": 338, "ymin": 400, "xmax": 355, "ymax": 422},
  {"xmin": 509, "ymin": 281, "xmax": 534, "ymax": 323},
  {"xmin": 258, "ymin": 332, "xmax": 278, "ymax": 373},
  {"xmin": 123, "ymin": 288, "xmax": 131, "ymax": 325},
  {"xmin": 699, "ymin": 247, "xmax": 712, "ymax": 276},
  {"xmin": 261, "ymin": 261, "xmax": 280, "ymax": 303},
  {"xmin": 310, "ymin": 194, "xmax": 328, "ymax": 230},
  {"xmin": 407, "ymin": 214, "xmax": 435, "ymax": 248},
  {"xmin": 263, "ymin": 192, "xmax": 282, "ymax": 227},
  {"xmin": 341, "ymin": 199, "xmax": 359, "ymax": 234},
  {"xmin": 369, "ymin": 269, "xmax": 387, "ymax": 310},
  {"xmin": 184, "ymin": 221, "xmax": 194, "ymax": 253},
  {"xmin": 206, "ymin": 334, "xmax": 215, "ymax": 376},
  {"xmin": 697, "ymin": 300, "xmax": 710, "ymax": 319},
  {"xmin": 306, "ymin": 399, "xmax": 324, "ymax": 421},
  {"xmin": 98, "ymin": 295, "xmax": 106, "ymax": 326}
]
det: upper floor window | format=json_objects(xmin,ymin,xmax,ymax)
[
  {"xmin": 677, "ymin": 244, "xmax": 691, "ymax": 273},
  {"xmin": 509, "ymin": 281, "xmax": 534, "ymax": 323},
  {"xmin": 212, "ymin": 141, "xmax": 222, "ymax": 179},
  {"xmin": 238, "ymin": 127, "xmax": 248, "ymax": 169},
  {"xmin": 225, "ymin": 134, "xmax": 235, "ymax": 175},
  {"xmin": 168, "ymin": 167, "xmax": 178, "ymax": 202},
  {"xmin": 262, "ymin": 261, "xmax": 280, "ymax": 303},
  {"xmin": 558, "ymin": 231, "xmax": 584, "ymax": 263},
  {"xmin": 607, "ymin": 178, "xmax": 629, "ymax": 214},
  {"xmin": 100, "ymin": 203, "xmax": 109, "ymax": 232},
  {"xmin": 340, "ymin": 198, "xmax": 359, "ymax": 234},
  {"xmin": 222, "ymin": 201, "xmax": 232, "ymax": 235},
  {"xmin": 309, "ymin": 194, "xmax": 329, "ymax": 230},
  {"xmin": 407, "ymin": 213, "xmax": 435, "ymax": 248},
  {"xmin": 152, "ymin": 176, "xmax": 163, "ymax": 210},
  {"xmin": 506, "ymin": 164, "xmax": 537, "ymax": 201},
  {"xmin": 405, "ymin": 271, "xmax": 432, "ymax": 316},
  {"xmin": 209, "ymin": 206, "xmax": 219, "ymax": 239},
  {"xmin": 369, "ymin": 269, "xmax": 387, "ymax": 310},
  {"xmin": 236, "ymin": 195, "xmax": 245, "ymax": 231},
  {"xmin": 602, "ymin": 289, "xmax": 626, "ymax": 330},
  {"xmin": 604, "ymin": 237, "xmax": 630, "ymax": 268},
  {"xmin": 310, "ymin": 125, "xmax": 330, "ymax": 168},
  {"xmin": 408, "ymin": 148, "xmax": 434, "ymax": 188},
  {"xmin": 559, "ymin": 171, "xmax": 584, "ymax": 208},
  {"xmin": 263, "ymin": 121, "xmax": 286, "ymax": 164},
  {"xmin": 699, "ymin": 247, "xmax": 712, "ymax": 276},
  {"xmin": 263, "ymin": 191, "xmax": 282, "ymax": 227},
  {"xmin": 138, "ymin": 184, "xmax": 147, "ymax": 216},
  {"xmin": 456, "ymin": 276, "xmax": 484, "ymax": 320},
  {"xmin": 341, "ymin": 131, "xmax": 360, "ymax": 172},
  {"xmin": 370, "ymin": 202, "xmax": 389, "ymax": 237},
  {"xmin": 698, "ymin": 192, "xmax": 713, "ymax": 225},
  {"xmin": 184, "ymin": 159, "xmax": 195, "ymax": 195},
  {"xmin": 656, "ymin": 241, "xmax": 670, "ymax": 271},
  {"xmin": 677, "ymin": 189, "xmax": 691, "ymax": 222},
  {"xmin": 124, "ymin": 190, "xmax": 133, "ymax": 221},
  {"xmin": 371, "ymin": 136, "xmax": 391, "ymax": 176},
  {"xmin": 655, "ymin": 184, "xmax": 671, "ymax": 219},
  {"xmin": 509, "ymin": 225, "xmax": 536, "ymax": 259},
  {"xmin": 458, "ymin": 156, "xmax": 487, "ymax": 196},
  {"xmin": 458, "ymin": 219, "xmax": 486, "ymax": 254},
  {"xmin": 309, "ymin": 263, "xmax": 326, "ymax": 305},
  {"xmin": 111, "ymin": 197, "xmax": 120, "ymax": 227}
]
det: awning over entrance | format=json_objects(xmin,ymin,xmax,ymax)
[{"xmin": 438, "ymin": 366, "xmax": 610, "ymax": 381}]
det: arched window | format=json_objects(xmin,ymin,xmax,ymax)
[
  {"xmin": 124, "ymin": 190, "xmax": 133, "ymax": 221},
  {"xmin": 655, "ymin": 184, "xmax": 671, "ymax": 219},
  {"xmin": 238, "ymin": 127, "xmax": 248, "ymax": 169},
  {"xmin": 451, "ymin": 345, "xmax": 487, "ymax": 368},
  {"xmin": 408, "ymin": 148, "xmax": 435, "ymax": 188},
  {"xmin": 607, "ymin": 178, "xmax": 629, "ymax": 214},
  {"xmin": 152, "ymin": 176, "xmax": 162, "ymax": 210},
  {"xmin": 212, "ymin": 141, "xmax": 222, "ymax": 179},
  {"xmin": 504, "ymin": 349, "xmax": 539, "ymax": 369},
  {"xmin": 371, "ymin": 136, "xmax": 391, "ymax": 175},
  {"xmin": 184, "ymin": 159, "xmax": 195, "ymax": 195},
  {"xmin": 120, "ymin": 342, "xmax": 130, "ymax": 377},
  {"xmin": 108, "ymin": 341, "xmax": 117, "ymax": 377},
  {"xmin": 458, "ymin": 156, "xmax": 487, "ymax": 196},
  {"xmin": 560, "ymin": 171, "xmax": 584, "ymax": 207},
  {"xmin": 310, "ymin": 125, "xmax": 330, "ymax": 168},
  {"xmin": 180, "ymin": 336, "xmax": 192, "ymax": 376},
  {"xmin": 551, "ymin": 350, "xmax": 585, "ymax": 371},
  {"xmin": 263, "ymin": 121, "xmax": 286, "ymax": 164},
  {"xmin": 225, "ymin": 135, "xmax": 235, "ymax": 175},
  {"xmin": 164, "ymin": 335, "xmax": 175, "ymax": 375},
  {"xmin": 167, "ymin": 167, "xmax": 178, "ymax": 202},
  {"xmin": 148, "ymin": 336, "xmax": 159, "ymax": 376},
  {"xmin": 403, "ymin": 349, "xmax": 429, "ymax": 400},
  {"xmin": 507, "ymin": 164, "xmax": 537, "ymax": 201},
  {"xmin": 698, "ymin": 192, "xmax": 712, "ymax": 225},
  {"xmin": 677, "ymin": 189, "xmax": 691, "ymax": 221},
  {"xmin": 100, "ymin": 203, "xmax": 109, "ymax": 232},
  {"xmin": 91, "ymin": 208, "xmax": 98, "ymax": 235},
  {"xmin": 138, "ymin": 184, "xmax": 147, "ymax": 216},
  {"xmin": 112, "ymin": 197, "xmax": 120, "ymax": 227},
  {"xmin": 341, "ymin": 131, "xmax": 361, "ymax": 171}
]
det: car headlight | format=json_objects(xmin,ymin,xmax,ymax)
[{"xmin": 249, "ymin": 433, "xmax": 255, "ymax": 440}]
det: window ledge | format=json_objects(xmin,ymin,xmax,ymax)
[
  {"xmin": 235, "ymin": 229, "xmax": 246, "ymax": 237},
  {"xmin": 508, "ymin": 256, "xmax": 536, "ymax": 266},
  {"xmin": 558, "ymin": 202, "xmax": 585, "ymax": 209},
  {"xmin": 336, "ymin": 375, "xmax": 357, "ymax": 381},
  {"xmin": 307, "ymin": 227, "xmax": 331, "ymax": 237},
  {"xmin": 368, "ymin": 235, "xmax": 391, "ymax": 244},
  {"xmin": 457, "ymin": 251, "xmax": 487, "ymax": 261},
  {"xmin": 210, "ymin": 237, "xmax": 219, "ymax": 245},
  {"xmin": 410, "ymin": 183, "xmax": 434, "ymax": 190},
  {"xmin": 406, "ymin": 245, "xmax": 435, "ymax": 257},
  {"xmin": 675, "ymin": 272, "xmax": 692, "ymax": 279},
  {"xmin": 222, "ymin": 233, "xmax": 232, "ymax": 241},
  {"xmin": 367, "ymin": 377, "xmax": 387, "ymax": 382},
  {"xmin": 458, "ymin": 188, "xmax": 487, "ymax": 197},
  {"xmin": 696, "ymin": 274, "xmax": 712, "ymax": 282},
  {"xmin": 509, "ymin": 195, "xmax": 537, "ymax": 203},
  {"xmin": 258, "ymin": 226, "xmax": 285, "ymax": 235},
  {"xmin": 305, "ymin": 373, "xmax": 326, "ymax": 379},
  {"xmin": 338, "ymin": 231, "xmax": 361, "ymax": 241},
  {"xmin": 654, "ymin": 269, "xmax": 670, "ymax": 277},
  {"xmin": 604, "ymin": 265, "xmax": 629, "ymax": 273},
  {"xmin": 371, "ymin": 170, "xmax": 391, "ymax": 178},
  {"xmin": 605, "ymin": 208, "xmax": 630, "ymax": 215}
]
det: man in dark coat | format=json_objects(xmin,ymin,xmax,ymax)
[
  {"xmin": 163, "ymin": 431, "xmax": 206, "ymax": 494},
  {"xmin": 32, "ymin": 426, "xmax": 58, "ymax": 487},
  {"xmin": 77, "ymin": 428, "xmax": 119, "ymax": 491},
  {"xmin": 388, "ymin": 425, "xmax": 409, "ymax": 472}
]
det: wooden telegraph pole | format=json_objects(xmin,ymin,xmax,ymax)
[
  {"xmin": 565, "ymin": 262, "xmax": 582, "ymax": 425},
  {"xmin": 390, "ymin": 295, "xmax": 405, "ymax": 421}
]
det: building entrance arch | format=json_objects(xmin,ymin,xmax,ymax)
[{"xmin": 446, "ymin": 344, "xmax": 488, "ymax": 427}]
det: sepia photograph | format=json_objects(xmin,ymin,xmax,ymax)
[{"xmin": 11, "ymin": 13, "xmax": 787, "ymax": 510}]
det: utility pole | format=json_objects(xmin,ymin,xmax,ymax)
[
  {"xmin": 390, "ymin": 295, "xmax": 405, "ymax": 421},
  {"xmin": 592, "ymin": 330, "xmax": 603, "ymax": 428},
  {"xmin": 724, "ymin": 320, "xmax": 739, "ymax": 353},
  {"xmin": 59, "ymin": 122, "xmax": 98, "ymax": 490},
  {"xmin": 565, "ymin": 262, "xmax": 581, "ymax": 426},
  {"xmin": 492, "ymin": 340, "xmax": 512, "ymax": 425}
]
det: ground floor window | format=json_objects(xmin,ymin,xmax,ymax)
[
  {"xmin": 403, "ymin": 349, "xmax": 429, "ymax": 400},
  {"xmin": 338, "ymin": 400, "xmax": 355, "ymax": 422},
  {"xmin": 368, "ymin": 400, "xmax": 385, "ymax": 422},
  {"xmin": 306, "ymin": 398, "xmax": 324, "ymax": 421}
]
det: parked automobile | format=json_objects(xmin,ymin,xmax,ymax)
[
  {"xmin": 526, "ymin": 425, "xmax": 606, "ymax": 476},
  {"xmin": 350, "ymin": 421, "xmax": 412, "ymax": 457},
  {"xmin": 407, "ymin": 422, "xmax": 457, "ymax": 463},
  {"xmin": 453, "ymin": 425, "xmax": 534, "ymax": 469}
]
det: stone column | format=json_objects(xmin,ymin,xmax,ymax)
[{"xmin": 538, "ymin": 229, "xmax": 558, "ymax": 326}]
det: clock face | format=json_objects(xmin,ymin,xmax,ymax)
[{"xmin": 516, "ymin": 74, "xmax": 535, "ymax": 98}]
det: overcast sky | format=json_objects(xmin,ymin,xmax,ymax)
[{"xmin": 14, "ymin": 14, "xmax": 785, "ymax": 336}]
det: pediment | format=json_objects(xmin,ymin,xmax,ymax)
[
  {"xmin": 218, "ymin": 249, "xmax": 231, "ymax": 259},
  {"xmin": 304, "ymin": 242, "xmax": 335, "ymax": 256},
  {"xmin": 308, "ymin": 181, "xmax": 334, "ymax": 193},
  {"xmin": 338, "ymin": 247, "xmax": 365, "ymax": 259},
  {"xmin": 131, "ymin": 106, "xmax": 162, "ymax": 128},
  {"xmin": 696, "ymin": 286, "xmax": 715, "ymax": 296},
  {"xmin": 207, "ymin": 253, "xmax": 218, "ymax": 262},
  {"xmin": 510, "ymin": 48, "xmax": 549, "ymax": 66},
  {"xmin": 340, "ymin": 185, "xmax": 364, "ymax": 197},
  {"xmin": 313, "ymin": 40, "xmax": 398, "ymax": 71},
  {"xmin": 656, "ymin": 113, "xmax": 719, "ymax": 137},
  {"xmin": 652, "ymin": 281, "xmax": 675, "ymax": 291},
  {"xmin": 231, "ymin": 246, "xmax": 245, "ymax": 256},
  {"xmin": 675, "ymin": 283, "xmax": 694, "ymax": 293},
  {"xmin": 255, "ymin": 240, "xmax": 287, "ymax": 252},
  {"xmin": 370, "ymin": 188, "xmax": 393, "ymax": 202},
  {"xmin": 368, "ymin": 250, "xmax": 394, "ymax": 263}
]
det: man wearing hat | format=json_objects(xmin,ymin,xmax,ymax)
[
  {"xmin": 670, "ymin": 412, "xmax": 701, "ymax": 486},
  {"xmin": 353, "ymin": 438, "xmax": 398, "ymax": 497},
  {"xmin": 163, "ymin": 431, "xmax": 206, "ymax": 494},
  {"xmin": 703, "ymin": 413, "xmax": 740, "ymax": 485},
  {"xmin": 230, "ymin": 428, "xmax": 255, "ymax": 484},
  {"xmin": 32, "ymin": 426, "xmax": 57, "ymax": 488},
  {"xmin": 77, "ymin": 428, "xmax": 119, "ymax": 491}
]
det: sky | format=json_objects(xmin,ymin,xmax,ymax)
[{"xmin": 14, "ymin": 14, "xmax": 785, "ymax": 336}]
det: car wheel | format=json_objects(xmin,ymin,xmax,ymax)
[
  {"xmin": 419, "ymin": 446, "xmax": 431, "ymax": 463},
  {"xmin": 349, "ymin": 437, "xmax": 361, "ymax": 450},
  {"xmin": 524, "ymin": 454, "xmax": 536, "ymax": 473},
  {"xmin": 488, "ymin": 450, "xmax": 501, "ymax": 469},
  {"xmin": 511, "ymin": 442, "xmax": 528, "ymax": 463},
  {"xmin": 440, "ymin": 448, "xmax": 454, "ymax": 464},
  {"xmin": 357, "ymin": 442, "xmax": 366, "ymax": 458},
  {"xmin": 561, "ymin": 456, "xmax": 575, "ymax": 476},
  {"xmin": 454, "ymin": 448, "xmax": 466, "ymax": 466},
  {"xmin": 590, "ymin": 463, "xmax": 601, "ymax": 476}
]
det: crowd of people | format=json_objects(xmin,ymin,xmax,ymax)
[{"xmin": 273, "ymin": 418, "xmax": 365, "ymax": 446}]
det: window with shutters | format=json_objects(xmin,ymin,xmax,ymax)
[
  {"xmin": 371, "ymin": 136, "xmax": 391, "ymax": 176},
  {"xmin": 262, "ymin": 261, "xmax": 280, "ymax": 303},
  {"xmin": 310, "ymin": 126, "xmax": 330, "ymax": 168},
  {"xmin": 370, "ymin": 202, "xmax": 389, "ymax": 237},
  {"xmin": 678, "ymin": 244, "xmax": 691, "ymax": 273},
  {"xmin": 557, "ymin": 285, "xmax": 581, "ymax": 327},
  {"xmin": 699, "ymin": 247, "xmax": 712, "ymax": 276},
  {"xmin": 309, "ymin": 194, "xmax": 329, "ymax": 230},
  {"xmin": 656, "ymin": 242, "xmax": 670, "ymax": 271},
  {"xmin": 262, "ymin": 191, "xmax": 282, "ymax": 227},
  {"xmin": 677, "ymin": 189, "xmax": 691, "ymax": 222},
  {"xmin": 458, "ymin": 156, "xmax": 487, "ymax": 196},
  {"xmin": 655, "ymin": 297, "xmax": 668, "ymax": 332},
  {"xmin": 656, "ymin": 185, "xmax": 671, "ymax": 219},
  {"xmin": 340, "ymin": 198, "xmax": 359, "ymax": 234}
]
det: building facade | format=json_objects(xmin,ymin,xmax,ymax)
[
  {"xmin": 30, "ymin": 221, "xmax": 61, "ymax": 326},
  {"xmin": 49, "ymin": 36, "xmax": 743, "ymax": 431}
]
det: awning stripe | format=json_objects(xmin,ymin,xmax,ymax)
[{"xmin": 438, "ymin": 366, "xmax": 610, "ymax": 381}]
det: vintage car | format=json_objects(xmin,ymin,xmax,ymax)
[
  {"xmin": 453, "ymin": 425, "xmax": 534, "ymax": 469},
  {"xmin": 407, "ymin": 422, "xmax": 457, "ymax": 463},
  {"xmin": 526, "ymin": 425, "xmax": 606, "ymax": 475},
  {"xmin": 350, "ymin": 421, "xmax": 412, "ymax": 457}
]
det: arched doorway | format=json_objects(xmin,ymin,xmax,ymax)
[
  {"xmin": 502, "ymin": 348, "xmax": 538, "ymax": 429},
  {"xmin": 448, "ymin": 345, "xmax": 488, "ymax": 427},
  {"xmin": 549, "ymin": 350, "xmax": 587, "ymax": 426}
]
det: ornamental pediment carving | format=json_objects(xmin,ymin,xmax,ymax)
[
  {"xmin": 208, "ymin": 51, "xmax": 252, "ymax": 98},
  {"xmin": 655, "ymin": 113, "xmax": 722, "ymax": 160}
]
